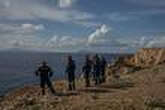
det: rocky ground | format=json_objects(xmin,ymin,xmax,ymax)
[{"xmin": 1, "ymin": 63, "xmax": 165, "ymax": 110}]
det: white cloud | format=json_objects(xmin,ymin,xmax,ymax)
[
  {"xmin": 0, "ymin": 23, "xmax": 44, "ymax": 34},
  {"xmin": 1, "ymin": 22, "xmax": 165, "ymax": 53},
  {"xmin": 74, "ymin": 21, "xmax": 101, "ymax": 28},
  {"xmin": 116, "ymin": 35, "xmax": 165, "ymax": 49},
  {"xmin": 145, "ymin": 36, "xmax": 165, "ymax": 48},
  {"xmin": 0, "ymin": 0, "xmax": 95, "ymax": 27},
  {"xmin": 22, "ymin": 24, "xmax": 44, "ymax": 31},
  {"xmin": 0, "ymin": 23, "xmax": 112, "ymax": 51},
  {"xmin": 88, "ymin": 24, "xmax": 111, "ymax": 44},
  {"xmin": 47, "ymin": 35, "xmax": 86, "ymax": 49},
  {"xmin": 0, "ymin": 23, "xmax": 44, "ymax": 48},
  {"xmin": 4, "ymin": 1, "xmax": 11, "ymax": 8},
  {"xmin": 44, "ymin": 24, "xmax": 112, "ymax": 52},
  {"xmin": 58, "ymin": 0, "xmax": 77, "ymax": 8},
  {"xmin": 131, "ymin": 36, "xmax": 149, "ymax": 48}
]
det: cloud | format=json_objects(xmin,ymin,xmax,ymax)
[
  {"xmin": 45, "ymin": 24, "xmax": 112, "ymax": 51},
  {"xmin": 114, "ymin": 35, "xmax": 165, "ymax": 50},
  {"xmin": 0, "ymin": 23, "xmax": 44, "ymax": 34},
  {"xmin": 145, "ymin": 36, "xmax": 165, "ymax": 48},
  {"xmin": 0, "ymin": 23, "xmax": 44, "ymax": 48},
  {"xmin": 0, "ymin": 0, "xmax": 95, "ymax": 27},
  {"xmin": 22, "ymin": 24, "xmax": 44, "ymax": 31},
  {"xmin": 1, "ymin": 22, "xmax": 165, "ymax": 53},
  {"xmin": 0, "ymin": 23, "xmax": 112, "ymax": 51},
  {"xmin": 88, "ymin": 24, "xmax": 111, "ymax": 44},
  {"xmin": 74, "ymin": 21, "xmax": 101, "ymax": 28},
  {"xmin": 47, "ymin": 35, "xmax": 86, "ymax": 49},
  {"xmin": 58, "ymin": 0, "xmax": 77, "ymax": 8}
]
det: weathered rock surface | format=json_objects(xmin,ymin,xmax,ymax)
[{"xmin": 127, "ymin": 48, "xmax": 165, "ymax": 68}]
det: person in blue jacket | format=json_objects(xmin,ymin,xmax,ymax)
[
  {"xmin": 35, "ymin": 61, "xmax": 56, "ymax": 95},
  {"xmin": 100, "ymin": 56, "xmax": 107, "ymax": 83},
  {"xmin": 65, "ymin": 56, "xmax": 76, "ymax": 91},
  {"xmin": 82, "ymin": 55, "xmax": 92, "ymax": 87},
  {"xmin": 92, "ymin": 54, "xmax": 101, "ymax": 85}
]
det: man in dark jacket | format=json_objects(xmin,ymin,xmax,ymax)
[
  {"xmin": 93, "ymin": 54, "xmax": 101, "ymax": 85},
  {"xmin": 35, "ymin": 61, "xmax": 55, "ymax": 95},
  {"xmin": 82, "ymin": 55, "xmax": 92, "ymax": 87},
  {"xmin": 100, "ymin": 56, "xmax": 107, "ymax": 83},
  {"xmin": 65, "ymin": 56, "xmax": 76, "ymax": 91}
]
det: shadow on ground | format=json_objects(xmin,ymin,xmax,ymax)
[
  {"xmin": 55, "ymin": 92, "xmax": 80, "ymax": 97},
  {"xmin": 100, "ymin": 82, "xmax": 135, "ymax": 90},
  {"xmin": 78, "ymin": 87, "xmax": 112, "ymax": 93}
]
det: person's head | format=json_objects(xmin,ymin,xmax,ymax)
[
  {"xmin": 68, "ymin": 55, "xmax": 72, "ymax": 61},
  {"xmin": 86, "ymin": 55, "xmax": 89, "ymax": 60},
  {"xmin": 42, "ymin": 61, "xmax": 47, "ymax": 66},
  {"xmin": 95, "ymin": 54, "xmax": 100, "ymax": 60},
  {"xmin": 101, "ymin": 56, "xmax": 105, "ymax": 60}
]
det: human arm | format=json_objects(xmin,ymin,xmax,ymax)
[
  {"xmin": 48, "ymin": 67, "xmax": 53, "ymax": 77},
  {"xmin": 35, "ymin": 68, "xmax": 39, "ymax": 76}
]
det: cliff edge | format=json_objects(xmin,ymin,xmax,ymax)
[
  {"xmin": 1, "ymin": 48, "xmax": 165, "ymax": 110},
  {"xmin": 127, "ymin": 48, "xmax": 165, "ymax": 68}
]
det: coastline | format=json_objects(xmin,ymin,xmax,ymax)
[
  {"xmin": 0, "ymin": 77, "xmax": 65, "ymax": 99},
  {"xmin": 1, "ymin": 48, "xmax": 165, "ymax": 110}
]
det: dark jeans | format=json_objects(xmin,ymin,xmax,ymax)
[
  {"xmin": 101, "ymin": 69, "xmax": 106, "ymax": 83},
  {"xmin": 84, "ymin": 73, "xmax": 90, "ymax": 87},
  {"xmin": 40, "ymin": 77, "xmax": 55, "ymax": 95},
  {"xmin": 94, "ymin": 72, "xmax": 101, "ymax": 85},
  {"xmin": 68, "ymin": 73, "xmax": 76, "ymax": 91}
]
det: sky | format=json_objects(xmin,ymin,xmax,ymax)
[{"xmin": 0, "ymin": 0, "xmax": 165, "ymax": 53}]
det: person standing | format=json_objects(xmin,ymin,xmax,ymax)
[
  {"xmin": 35, "ymin": 61, "xmax": 56, "ymax": 95},
  {"xmin": 82, "ymin": 55, "xmax": 92, "ymax": 87},
  {"xmin": 100, "ymin": 56, "xmax": 107, "ymax": 83},
  {"xmin": 65, "ymin": 56, "xmax": 76, "ymax": 91},
  {"xmin": 93, "ymin": 54, "xmax": 101, "ymax": 85}
]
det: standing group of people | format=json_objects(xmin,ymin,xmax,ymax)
[
  {"xmin": 82, "ymin": 54, "xmax": 107, "ymax": 87},
  {"xmin": 35, "ymin": 54, "xmax": 107, "ymax": 95}
]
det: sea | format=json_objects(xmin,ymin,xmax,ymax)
[{"xmin": 0, "ymin": 50, "xmax": 128, "ymax": 96}]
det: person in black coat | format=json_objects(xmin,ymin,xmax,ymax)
[
  {"xmin": 35, "ymin": 61, "xmax": 56, "ymax": 95},
  {"xmin": 82, "ymin": 55, "xmax": 92, "ymax": 87},
  {"xmin": 65, "ymin": 56, "xmax": 76, "ymax": 91},
  {"xmin": 92, "ymin": 54, "xmax": 101, "ymax": 85},
  {"xmin": 100, "ymin": 56, "xmax": 107, "ymax": 83}
]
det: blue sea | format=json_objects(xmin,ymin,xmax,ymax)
[{"xmin": 0, "ymin": 50, "xmax": 126, "ymax": 95}]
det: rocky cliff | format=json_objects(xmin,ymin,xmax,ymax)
[
  {"xmin": 106, "ymin": 48, "xmax": 165, "ymax": 77},
  {"xmin": 127, "ymin": 48, "xmax": 165, "ymax": 68}
]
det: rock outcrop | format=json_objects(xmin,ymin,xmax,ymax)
[
  {"xmin": 127, "ymin": 48, "xmax": 165, "ymax": 68},
  {"xmin": 106, "ymin": 48, "xmax": 165, "ymax": 78}
]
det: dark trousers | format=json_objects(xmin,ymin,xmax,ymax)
[
  {"xmin": 40, "ymin": 77, "xmax": 55, "ymax": 95},
  {"xmin": 84, "ymin": 73, "xmax": 90, "ymax": 87},
  {"xmin": 68, "ymin": 73, "xmax": 76, "ymax": 91},
  {"xmin": 94, "ymin": 72, "xmax": 101, "ymax": 85},
  {"xmin": 101, "ymin": 69, "xmax": 106, "ymax": 83}
]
